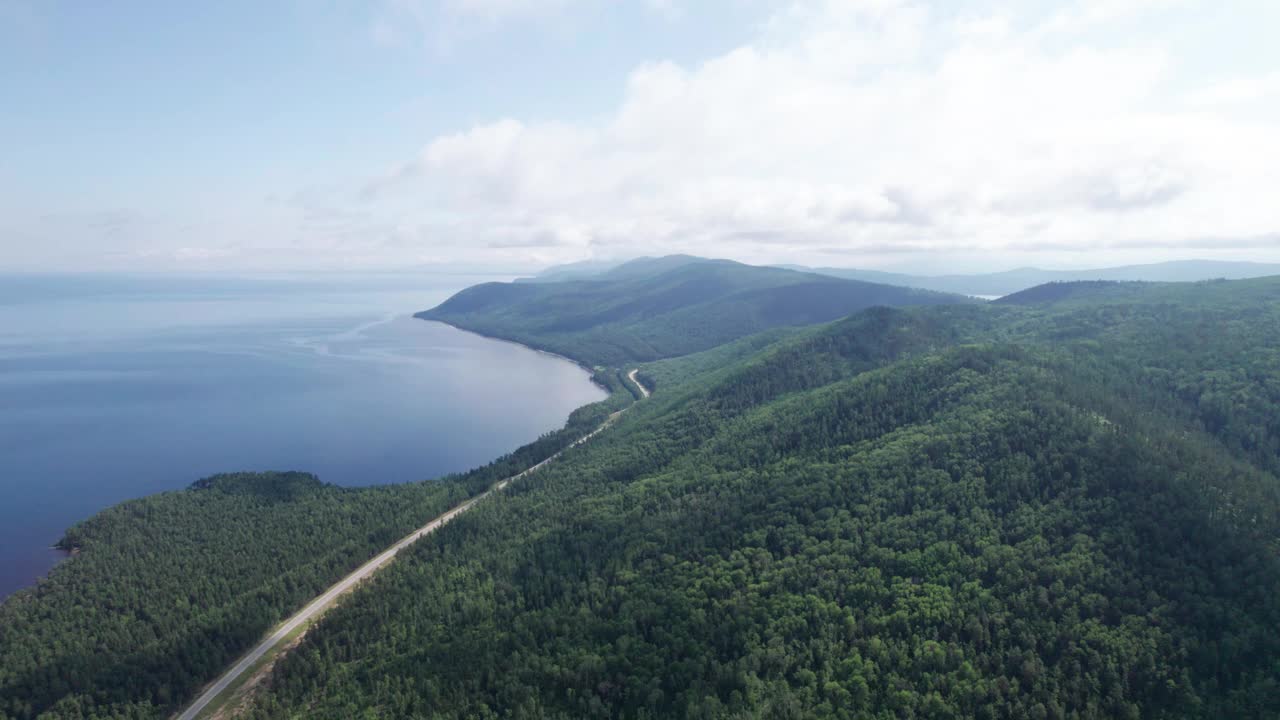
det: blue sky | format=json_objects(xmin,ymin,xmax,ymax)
[
  {"xmin": 3, "ymin": 0, "xmax": 1279, "ymax": 272},
  {"xmin": 4, "ymin": 2, "xmax": 756, "ymax": 199}
]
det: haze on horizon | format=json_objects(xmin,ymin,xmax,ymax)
[{"xmin": 3, "ymin": 0, "xmax": 1279, "ymax": 276}]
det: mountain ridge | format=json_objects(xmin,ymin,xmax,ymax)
[
  {"xmin": 6, "ymin": 272, "xmax": 1280, "ymax": 719},
  {"xmin": 517, "ymin": 255, "xmax": 1280, "ymax": 298},
  {"xmin": 419, "ymin": 256, "xmax": 978, "ymax": 365},
  {"xmin": 784, "ymin": 258, "xmax": 1280, "ymax": 296},
  {"xmin": 255, "ymin": 275, "xmax": 1280, "ymax": 719}
]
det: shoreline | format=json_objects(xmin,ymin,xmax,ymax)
[
  {"xmin": 419, "ymin": 317, "xmax": 610, "ymax": 392},
  {"xmin": 172, "ymin": 394, "xmax": 636, "ymax": 720},
  {"xmin": 4, "ymin": 318, "xmax": 609, "ymax": 604}
]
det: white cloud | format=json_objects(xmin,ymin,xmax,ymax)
[
  {"xmin": 357, "ymin": 0, "xmax": 1280, "ymax": 267},
  {"xmin": 1188, "ymin": 71, "xmax": 1280, "ymax": 106},
  {"xmin": 1039, "ymin": 0, "xmax": 1193, "ymax": 35}
]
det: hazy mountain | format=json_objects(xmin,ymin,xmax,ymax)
[
  {"xmin": 513, "ymin": 259, "xmax": 627, "ymax": 284},
  {"xmin": 419, "ymin": 256, "xmax": 976, "ymax": 365},
  {"xmin": 784, "ymin": 259, "xmax": 1280, "ymax": 297}
]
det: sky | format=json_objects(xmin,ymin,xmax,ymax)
[{"xmin": 2, "ymin": 0, "xmax": 1279, "ymax": 274}]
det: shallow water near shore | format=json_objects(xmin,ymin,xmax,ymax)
[{"xmin": 0, "ymin": 273, "xmax": 606, "ymax": 600}]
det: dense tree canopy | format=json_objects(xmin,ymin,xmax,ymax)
[
  {"xmin": 0, "ymin": 371, "xmax": 633, "ymax": 720},
  {"xmin": 5, "ymin": 275, "xmax": 1280, "ymax": 719},
  {"xmin": 419, "ymin": 256, "xmax": 972, "ymax": 366},
  {"xmin": 245, "ymin": 277, "xmax": 1280, "ymax": 719}
]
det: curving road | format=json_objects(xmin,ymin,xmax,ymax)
[
  {"xmin": 627, "ymin": 368, "xmax": 651, "ymax": 398},
  {"xmin": 174, "ymin": 372, "xmax": 647, "ymax": 720}
]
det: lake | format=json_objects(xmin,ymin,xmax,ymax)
[{"xmin": 0, "ymin": 273, "xmax": 607, "ymax": 600}]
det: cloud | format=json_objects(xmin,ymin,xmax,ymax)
[
  {"xmin": 27, "ymin": 0, "xmax": 1270, "ymax": 272},
  {"xmin": 1188, "ymin": 71, "xmax": 1280, "ymax": 106},
  {"xmin": 1038, "ymin": 0, "xmax": 1193, "ymax": 35},
  {"xmin": 356, "ymin": 0, "xmax": 1279, "ymax": 267}
]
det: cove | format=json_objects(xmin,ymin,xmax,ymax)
[{"xmin": 0, "ymin": 274, "xmax": 606, "ymax": 600}]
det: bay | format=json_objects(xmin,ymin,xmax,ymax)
[{"xmin": 0, "ymin": 273, "xmax": 606, "ymax": 599}]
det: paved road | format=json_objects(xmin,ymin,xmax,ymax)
[
  {"xmin": 628, "ymin": 369, "xmax": 651, "ymax": 398},
  {"xmin": 174, "ymin": 374, "xmax": 645, "ymax": 720}
]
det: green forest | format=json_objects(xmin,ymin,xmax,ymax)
[
  {"xmin": 246, "ymin": 277, "xmax": 1280, "ymax": 719},
  {"xmin": 418, "ymin": 256, "xmax": 972, "ymax": 366},
  {"xmin": 4, "ymin": 271, "xmax": 1280, "ymax": 719},
  {"xmin": 0, "ymin": 371, "xmax": 634, "ymax": 720}
]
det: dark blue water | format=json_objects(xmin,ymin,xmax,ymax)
[{"xmin": 0, "ymin": 273, "xmax": 606, "ymax": 599}]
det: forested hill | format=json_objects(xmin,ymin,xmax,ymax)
[
  {"xmin": 993, "ymin": 276, "xmax": 1280, "ymax": 308},
  {"xmin": 249, "ymin": 276, "xmax": 1280, "ymax": 719},
  {"xmin": 0, "ymin": 376, "xmax": 635, "ymax": 720},
  {"xmin": 788, "ymin": 259, "xmax": 1280, "ymax": 297},
  {"xmin": 7, "ymin": 276, "xmax": 1280, "ymax": 719},
  {"xmin": 416, "ymin": 256, "xmax": 974, "ymax": 365}
]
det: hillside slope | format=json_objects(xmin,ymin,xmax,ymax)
[
  {"xmin": 0, "ymin": 377, "xmax": 634, "ymax": 720},
  {"xmin": 250, "ymin": 277, "xmax": 1280, "ymax": 719},
  {"xmin": 417, "ymin": 256, "xmax": 975, "ymax": 365}
]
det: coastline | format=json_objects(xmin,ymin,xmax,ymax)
[
  {"xmin": 4, "ymin": 317, "xmax": 609, "ymax": 604},
  {"xmin": 172, "ymin": 387, "xmax": 637, "ymax": 720},
  {"xmin": 419, "ymin": 317, "xmax": 610, "ymax": 392}
]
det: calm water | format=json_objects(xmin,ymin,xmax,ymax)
[{"xmin": 0, "ymin": 273, "xmax": 606, "ymax": 600}]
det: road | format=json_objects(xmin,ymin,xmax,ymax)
[
  {"xmin": 628, "ymin": 368, "xmax": 651, "ymax": 398},
  {"xmin": 174, "ymin": 372, "xmax": 647, "ymax": 720}
]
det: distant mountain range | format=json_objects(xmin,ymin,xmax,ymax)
[
  {"xmin": 513, "ymin": 259, "xmax": 626, "ymax": 284},
  {"xmin": 521, "ymin": 257, "xmax": 1280, "ymax": 298},
  {"xmin": 423, "ymin": 255, "xmax": 975, "ymax": 365},
  {"xmin": 780, "ymin": 259, "xmax": 1280, "ymax": 297}
]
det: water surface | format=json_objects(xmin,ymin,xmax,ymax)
[{"xmin": 0, "ymin": 273, "xmax": 606, "ymax": 599}]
